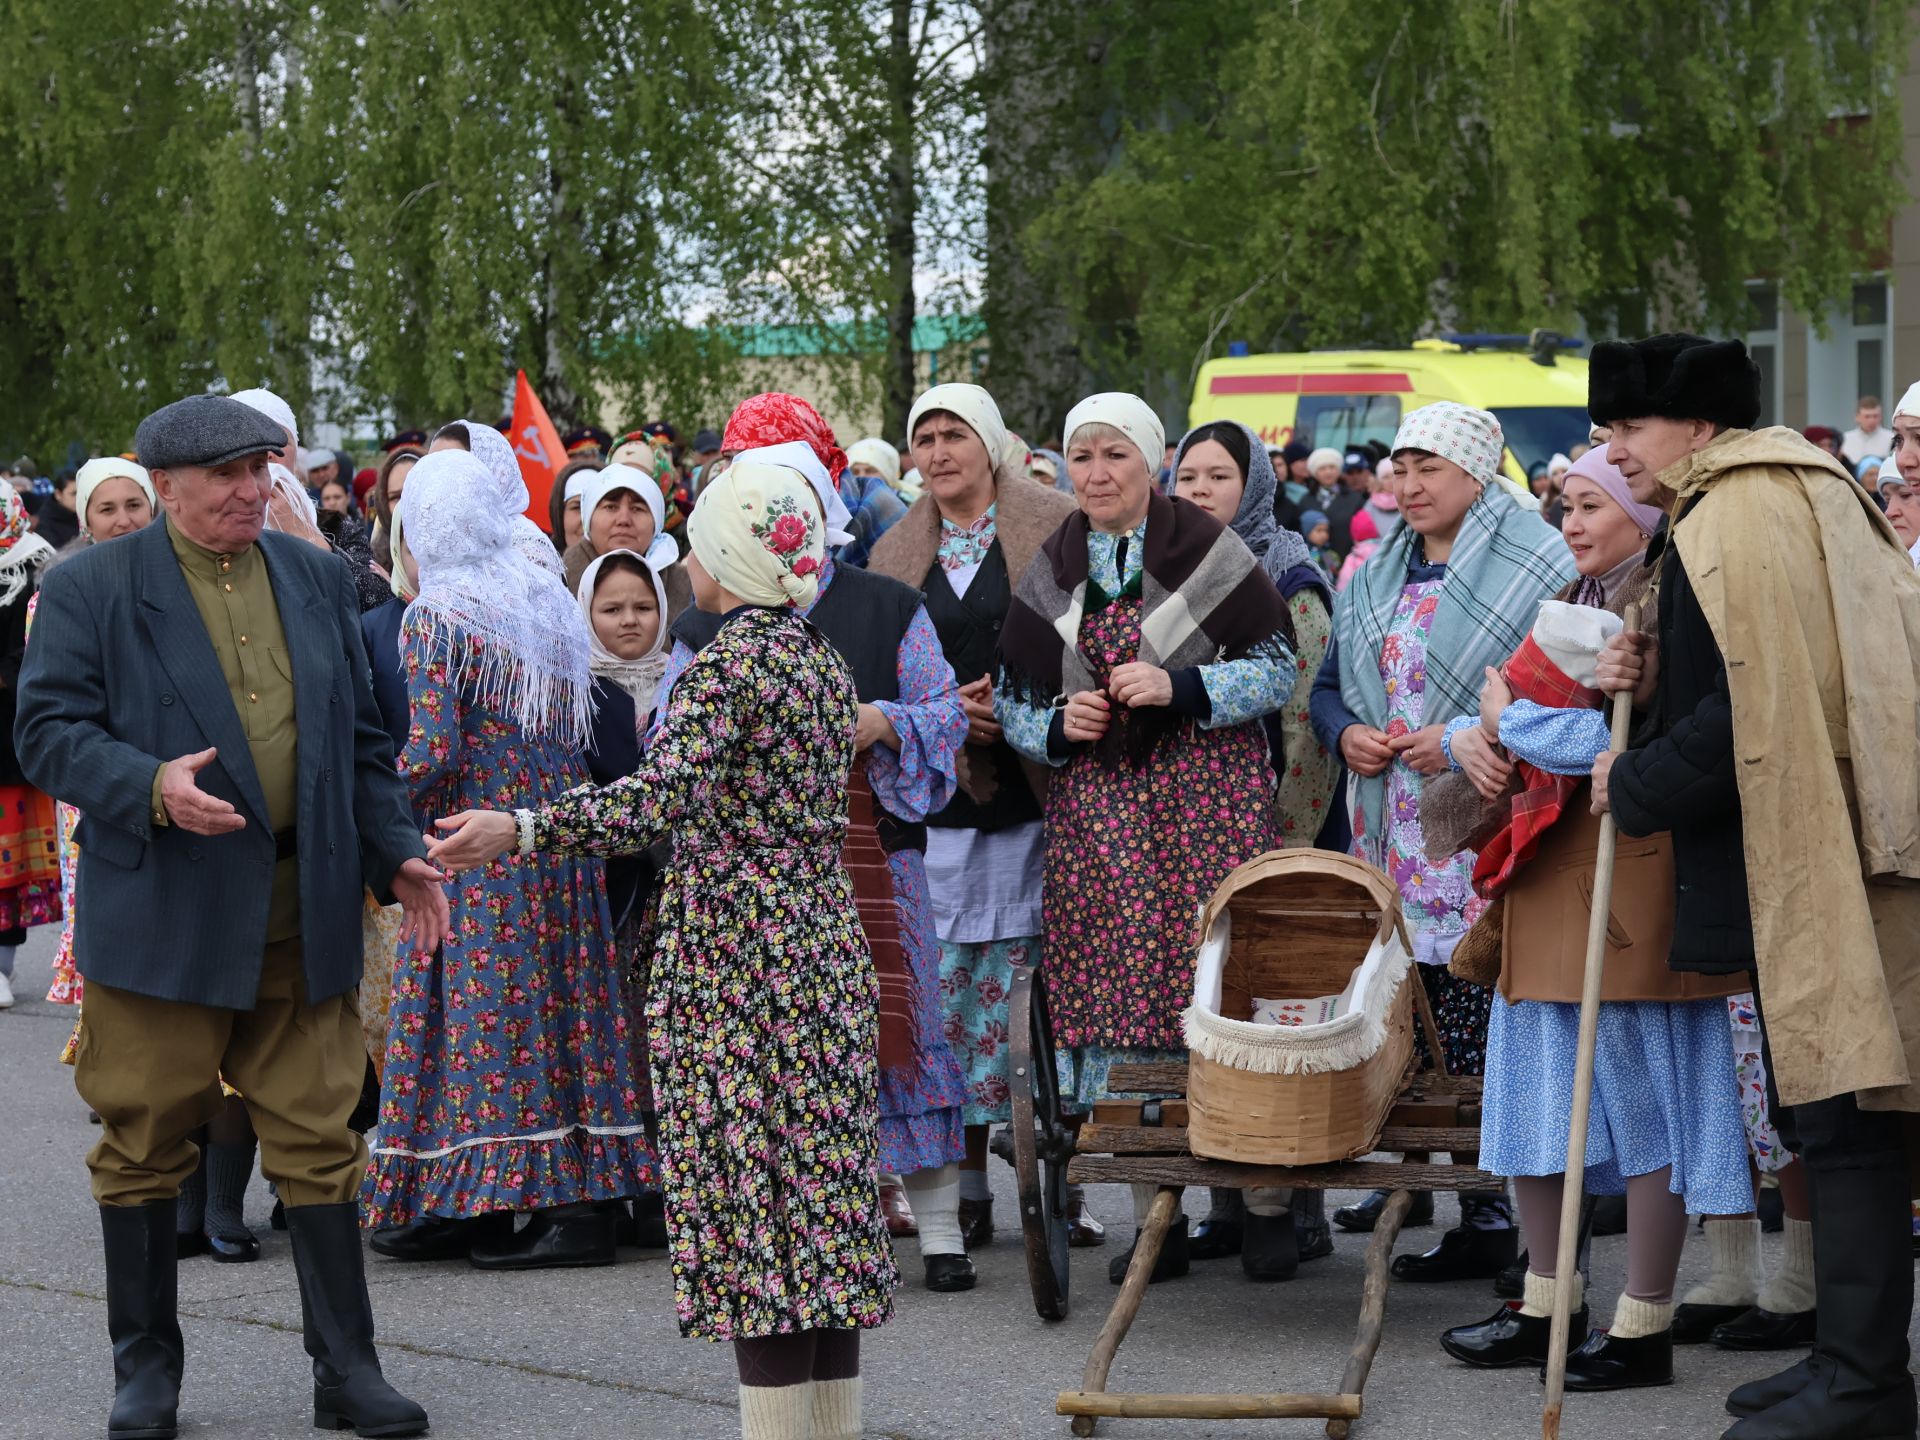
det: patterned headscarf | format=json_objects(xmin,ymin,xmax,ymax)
[
  {"xmin": 686, "ymin": 459, "xmax": 826, "ymax": 609},
  {"xmin": 0, "ymin": 489, "xmax": 54, "ymax": 607},
  {"xmin": 722, "ymin": 392, "xmax": 848, "ymax": 485},
  {"xmin": 1391, "ymin": 401, "xmax": 1536, "ymax": 507},
  {"xmin": 400, "ymin": 449, "xmax": 592, "ymax": 746},
  {"xmin": 441, "ymin": 418, "xmax": 530, "ymax": 515}
]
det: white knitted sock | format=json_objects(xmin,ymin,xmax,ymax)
[
  {"xmin": 1520, "ymin": 1267, "xmax": 1582, "ymax": 1318},
  {"xmin": 1611, "ymin": 1295, "xmax": 1674, "ymax": 1339},
  {"xmin": 739, "ymin": 1382, "xmax": 812, "ymax": 1440},
  {"xmin": 809, "ymin": 1376, "xmax": 860, "ymax": 1440},
  {"xmin": 1245, "ymin": 1185, "xmax": 1291, "ymax": 1218},
  {"xmin": 1681, "ymin": 1216, "xmax": 1761, "ymax": 1307},
  {"xmin": 1130, "ymin": 1183, "xmax": 1157, "ymax": 1227},
  {"xmin": 1757, "ymin": 1217, "xmax": 1816, "ymax": 1314},
  {"xmin": 901, "ymin": 1164, "xmax": 963, "ymax": 1258}
]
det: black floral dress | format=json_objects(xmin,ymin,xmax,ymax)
[{"xmin": 531, "ymin": 606, "xmax": 897, "ymax": 1341}]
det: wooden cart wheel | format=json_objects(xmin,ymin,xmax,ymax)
[{"xmin": 1008, "ymin": 963, "xmax": 1073, "ymax": 1322}]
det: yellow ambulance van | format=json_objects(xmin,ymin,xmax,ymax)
[{"xmin": 1188, "ymin": 333, "xmax": 1593, "ymax": 486}]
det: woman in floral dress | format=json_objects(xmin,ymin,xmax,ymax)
[
  {"xmin": 665, "ymin": 427, "xmax": 972, "ymax": 1291},
  {"xmin": 361, "ymin": 449, "xmax": 654, "ymax": 1271},
  {"xmin": 1309, "ymin": 401, "xmax": 1573, "ymax": 1277},
  {"xmin": 429, "ymin": 459, "xmax": 895, "ymax": 1440},
  {"xmin": 997, "ymin": 392, "xmax": 1295, "ymax": 1284}
]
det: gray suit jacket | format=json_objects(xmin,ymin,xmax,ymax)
[{"xmin": 15, "ymin": 521, "xmax": 424, "ymax": 1007}]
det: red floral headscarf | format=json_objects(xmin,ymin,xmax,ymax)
[{"xmin": 722, "ymin": 392, "xmax": 847, "ymax": 482}]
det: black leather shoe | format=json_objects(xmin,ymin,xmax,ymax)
[
  {"xmin": 1440, "ymin": 1302, "xmax": 1588, "ymax": 1369},
  {"xmin": 1711, "ymin": 1307, "xmax": 1817, "ymax": 1351},
  {"xmin": 370, "ymin": 1210, "xmax": 512, "ymax": 1262},
  {"xmin": 1726, "ymin": 1358, "xmax": 1815, "ymax": 1418},
  {"xmin": 1334, "ymin": 1188, "xmax": 1432, "ymax": 1233},
  {"xmin": 924, "ymin": 1252, "xmax": 976, "ymax": 1292},
  {"xmin": 101, "ymin": 1202, "xmax": 184, "ymax": 1440},
  {"xmin": 1392, "ymin": 1224, "xmax": 1518, "ymax": 1283},
  {"xmin": 958, "ymin": 1196, "xmax": 993, "ymax": 1250},
  {"xmin": 1561, "ymin": 1327, "xmax": 1674, "ymax": 1390},
  {"xmin": 1108, "ymin": 1215, "xmax": 1189, "ymax": 1285},
  {"xmin": 1294, "ymin": 1191, "xmax": 1333, "ymax": 1263},
  {"xmin": 1673, "ymin": 1301, "xmax": 1752, "ymax": 1346},
  {"xmin": 1241, "ymin": 1212, "xmax": 1298, "ymax": 1283},
  {"xmin": 468, "ymin": 1203, "xmax": 616, "ymax": 1271},
  {"xmin": 1189, "ymin": 1218, "xmax": 1243, "ymax": 1260},
  {"xmin": 286, "ymin": 1202, "xmax": 428, "ymax": 1438},
  {"xmin": 1494, "ymin": 1250, "xmax": 1527, "ymax": 1300},
  {"xmin": 205, "ymin": 1230, "xmax": 260, "ymax": 1264}
]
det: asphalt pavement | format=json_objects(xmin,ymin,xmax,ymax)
[{"xmin": 0, "ymin": 925, "xmax": 1876, "ymax": 1440}]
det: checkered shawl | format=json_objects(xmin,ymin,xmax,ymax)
[
  {"xmin": 1334, "ymin": 484, "xmax": 1576, "ymax": 843},
  {"xmin": 999, "ymin": 488, "xmax": 1288, "ymax": 761}
]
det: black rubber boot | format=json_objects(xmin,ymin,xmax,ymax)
[
  {"xmin": 1107, "ymin": 1215, "xmax": 1189, "ymax": 1285},
  {"xmin": 285, "ymin": 1202, "xmax": 429, "ymax": 1438},
  {"xmin": 1294, "ymin": 1189, "xmax": 1334, "ymax": 1262},
  {"xmin": 201, "ymin": 1140, "xmax": 260, "ymax": 1263},
  {"xmin": 1190, "ymin": 1187, "xmax": 1244, "ymax": 1260},
  {"xmin": 1240, "ymin": 1210, "xmax": 1299, "ymax": 1283},
  {"xmin": 100, "ymin": 1201, "xmax": 183, "ymax": 1440}
]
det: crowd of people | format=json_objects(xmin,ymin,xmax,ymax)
[{"xmin": 5, "ymin": 333, "xmax": 1920, "ymax": 1440}]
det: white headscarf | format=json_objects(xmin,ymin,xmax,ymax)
[
  {"xmin": 444, "ymin": 418, "xmax": 530, "ymax": 515},
  {"xmin": 399, "ymin": 449, "xmax": 592, "ymax": 747},
  {"xmin": 845, "ymin": 437, "xmax": 901, "ymax": 485},
  {"xmin": 75, "ymin": 458, "xmax": 155, "ymax": 537},
  {"xmin": 1062, "ymin": 392, "xmax": 1165, "ymax": 470},
  {"xmin": 265, "ymin": 463, "xmax": 319, "ymax": 533},
  {"xmin": 730, "ymin": 441, "xmax": 854, "ymax": 546},
  {"xmin": 576, "ymin": 548, "xmax": 670, "ymax": 716},
  {"xmin": 686, "ymin": 460, "xmax": 826, "ymax": 609},
  {"xmin": 0, "ymin": 489, "xmax": 54, "ymax": 608},
  {"xmin": 580, "ymin": 465, "xmax": 679, "ymax": 572},
  {"xmin": 230, "ymin": 388, "xmax": 299, "ymax": 446},
  {"xmin": 908, "ymin": 383, "xmax": 1015, "ymax": 481},
  {"xmin": 511, "ymin": 515, "xmax": 567, "ymax": 579}
]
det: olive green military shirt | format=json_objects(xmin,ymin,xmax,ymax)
[{"xmin": 149, "ymin": 518, "xmax": 301, "ymax": 941}]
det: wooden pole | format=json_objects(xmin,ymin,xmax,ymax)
[{"xmin": 1542, "ymin": 603, "xmax": 1642, "ymax": 1439}]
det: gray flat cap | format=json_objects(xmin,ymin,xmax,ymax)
[{"xmin": 135, "ymin": 395, "xmax": 288, "ymax": 470}]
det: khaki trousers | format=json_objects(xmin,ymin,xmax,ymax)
[{"xmin": 74, "ymin": 939, "xmax": 368, "ymax": 1207}]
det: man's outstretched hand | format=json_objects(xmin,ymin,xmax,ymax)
[{"xmin": 391, "ymin": 857, "xmax": 451, "ymax": 950}]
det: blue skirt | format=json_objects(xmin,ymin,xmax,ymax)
[{"xmin": 1480, "ymin": 994, "xmax": 1753, "ymax": 1215}]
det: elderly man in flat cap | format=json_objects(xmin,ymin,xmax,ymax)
[
  {"xmin": 1587, "ymin": 335, "xmax": 1920, "ymax": 1440},
  {"xmin": 16, "ymin": 394, "xmax": 450, "ymax": 1440}
]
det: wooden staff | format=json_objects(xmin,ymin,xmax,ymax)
[{"xmin": 1541, "ymin": 601, "xmax": 1643, "ymax": 1439}]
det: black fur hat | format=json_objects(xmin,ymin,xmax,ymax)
[{"xmin": 1587, "ymin": 333, "xmax": 1762, "ymax": 430}]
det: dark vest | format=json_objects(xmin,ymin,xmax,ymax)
[
  {"xmin": 585, "ymin": 678, "xmax": 656, "ymax": 930},
  {"xmin": 920, "ymin": 545, "xmax": 1042, "ymax": 833},
  {"xmin": 669, "ymin": 567, "xmax": 926, "ymax": 849}
]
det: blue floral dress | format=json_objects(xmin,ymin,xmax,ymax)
[
  {"xmin": 361, "ymin": 625, "xmax": 656, "ymax": 1227},
  {"xmin": 536, "ymin": 606, "xmax": 898, "ymax": 1340}
]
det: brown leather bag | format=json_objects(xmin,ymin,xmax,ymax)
[{"xmin": 1499, "ymin": 785, "xmax": 1745, "ymax": 1004}]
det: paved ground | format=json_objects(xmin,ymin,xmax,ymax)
[{"xmin": 0, "ymin": 925, "xmax": 1869, "ymax": 1440}]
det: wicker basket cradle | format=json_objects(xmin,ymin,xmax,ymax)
[{"xmin": 1183, "ymin": 849, "xmax": 1418, "ymax": 1166}]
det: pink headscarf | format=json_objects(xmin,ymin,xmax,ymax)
[{"xmin": 1561, "ymin": 448, "xmax": 1664, "ymax": 537}]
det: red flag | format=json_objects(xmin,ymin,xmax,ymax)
[{"xmin": 508, "ymin": 369, "xmax": 567, "ymax": 528}]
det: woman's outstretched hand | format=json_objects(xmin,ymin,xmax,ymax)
[{"xmin": 427, "ymin": 810, "xmax": 519, "ymax": 872}]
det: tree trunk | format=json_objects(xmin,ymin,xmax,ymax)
[
  {"xmin": 881, "ymin": 0, "xmax": 918, "ymax": 441},
  {"xmin": 232, "ymin": 0, "xmax": 261, "ymax": 160},
  {"xmin": 541, "ymin": 52, "xmax": 585, "ymax": 431},
  {"xmin": 980, "ymin": 0, "xmax": 1087, "ymax": 443}
]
